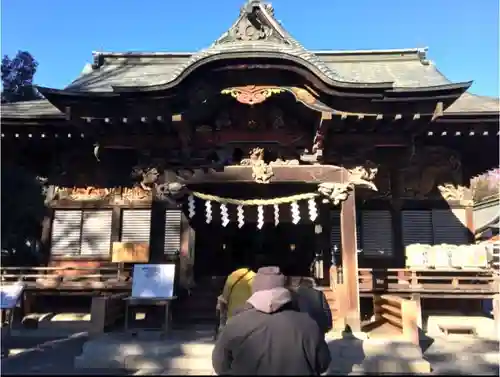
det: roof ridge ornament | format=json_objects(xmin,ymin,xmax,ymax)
[{"xmin": 215, "ymin": 0, "xmax": 287, "ymax": 45}]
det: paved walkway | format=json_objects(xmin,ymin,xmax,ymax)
[{"xmin": 2, "ymin": 329, "xmax": 498, "ymax": 375}]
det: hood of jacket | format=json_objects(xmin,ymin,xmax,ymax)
[{"xmin": 246, "ymin": 287, "xmax": 293, "ymax": 314}]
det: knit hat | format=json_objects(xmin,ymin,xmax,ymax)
[{"xmin": 252, "ymin": 266, "xmax": 286, "ymax": 293}]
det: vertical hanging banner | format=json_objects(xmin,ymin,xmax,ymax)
[
  {"xmin": 308, "ymin": 199, "xmax": 318, "ymax": 222},
  {"xmin": 205, "ymin": 200, "xmax": 212, "ymax": 224},
  {"xmin": 237, "ymin": 205, "xmax": 245, "ymax": 228},
  {"xmin": 290, "ymin": 201, "xmax": 301, "ymax": 225},
  {"xmin": 187, "ymin": 195, "xmax": 196, "ymax": 219},
  {"xmin": 257, "ymin": 205, "xmax": 264, "ymax": 229},
  {"xmin": 220, "ymin": 203, "xmax": 229, "ymax": 227},
  {"xmin": 273, "ymin": 204, "xmax": 280, "ymax": 226}
]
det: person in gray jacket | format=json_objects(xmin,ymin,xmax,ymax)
[{"xmin": 212, "ymin": 267, "xmax": 331, "ymax": 375}]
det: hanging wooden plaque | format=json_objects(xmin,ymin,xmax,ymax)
[{"xmin": 111, "ymin": 242, "xmax": 150, "ymax": 263}]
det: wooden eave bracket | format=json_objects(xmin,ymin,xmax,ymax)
[{"xmin": 431, "ymin": 101, "xmax": 444, "ymax": 121}]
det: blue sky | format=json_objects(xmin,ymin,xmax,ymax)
[{"xmin": 1, "ymin": 0, "xmax": 499, "ymax": 97}]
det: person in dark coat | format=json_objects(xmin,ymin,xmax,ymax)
[
  {"xmin": 291, "ymin": 277, "xmax": 333, "ymax": 335},
  {"xmin": 212, "ymin": 266, "xmax": 331, "ymax": 376}
]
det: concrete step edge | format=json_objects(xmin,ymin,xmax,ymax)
[
  {"xmin": 358, "ymin": 358, "xmax": 431, "ymax": 374},
  {"xmin": 81, "ymin": 341, "xmax": 214, "ymax": 354},
  {"xmin": 125, "ymin": 355, "xmax": 213, "ymax": 371},
  {"xmin": 133, "ymin": 368, "xmax": 215, "ymax": 376}
]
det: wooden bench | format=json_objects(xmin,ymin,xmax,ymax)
[{"xmin": 372, "ymin": 294, "xmax": 420, "ymax": 345}]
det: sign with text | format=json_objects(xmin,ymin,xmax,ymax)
[
  {"xmin": 112, "ymin": 242, "xmax": 150, "ymax": 263},
  {"xmin": 131, "ymin": 264, "xmax": 175, "ymax": 299},
  {"xmin": 0, "ymin": 283, "xmax": 24, "ymax": 309}
]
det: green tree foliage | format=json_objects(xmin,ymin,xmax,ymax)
[{"xmin": 1, "ymin": 51, "xmax": 42, "ymax": 103}]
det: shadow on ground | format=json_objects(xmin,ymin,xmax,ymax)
[
  {"xmin": 0, "ymin": 331, "xmax": 132, "ymax": 375},
  {"xmin": 326, "ymin": 326, "xmax": 499, "ymax": 375},
  {"xmin": 74, "ymin": 326, "xmax": 216, "ymax": 375}
]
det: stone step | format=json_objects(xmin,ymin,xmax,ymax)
[
  {"xmin": 75, "ymin": 340, "xmax": 215, "ymax": 369},
  {"xmin": 361, "ymin": 340, "xmax": 424, "ymax": 359},
  {"xmin": 348, "ymin": 357, "xmax": 431, "ymax": 375},
  {"xmin": 125, "ymin": 355, "xmax": 214, "ymax": 372}
]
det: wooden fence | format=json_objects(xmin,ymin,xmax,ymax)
[{"xmin": 358, "ymin": 268, "xmax": 499, "ymax": 295}]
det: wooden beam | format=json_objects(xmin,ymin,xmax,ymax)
[
  {"xmin": 165, "ymin": 165, "xmax": 345, "ymax": 184},
  {"xmin": 340, "ymin": 191, "xmax": 361, "ymax": 332}
]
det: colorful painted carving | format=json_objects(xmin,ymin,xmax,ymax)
[{"xmin": 221, "ymin": 86, "xmax": 284, "ymax": 105}]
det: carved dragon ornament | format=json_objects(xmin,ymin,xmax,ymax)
[{"xmin": 316, "ymin": 161, "xmax": 379, "ymax": 205}]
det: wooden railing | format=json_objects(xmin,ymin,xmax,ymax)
[
  {"xmin": 358, "ymin": 268, "xmax": 499, "ymax": 294},
  {"xmin": 89, "ymin": 293, "xmax": 128, "ymax": 336},
  {"xmin": 0, "ymin": 266, "xmax": 133, "ymax": 291},
  {"xmin": 373, "ymin": 294, "xmax": 419, "ymax": 345}
]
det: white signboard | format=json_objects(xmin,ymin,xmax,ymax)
[
  {"xmin": 0, "ymin": 283, "xmax": 24, "ymax": 309},
  {"xmin": 131, "ymin": 264, "xmax": 175, "ymax": 299}
]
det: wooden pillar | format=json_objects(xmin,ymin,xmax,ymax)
[
  {"xmin": 40, "ymin": 210, "xmax": 53, "ymax": 260},
  {"xmin": 390, "ymin": 164, "xmax": 404, "ymax": 267},
  {"xmin": 411, "ymin": 293, "xmax": 423, "ymax": 329},
  {"xmin": 340, "ymin": 191, "xmax": 361, "ymax": 332},
  {"xmin": 40, "ymin": 186, "xmax": 54, "ymax": 264},
  {"xmin": 110, "ymin": 207, "xmax": 121, "ymax": 244},
  {"xmin": 465, "ymin": 205, "xmax": 474, "ymax": 243},
  {"xmin": 493, "ymin": 294, "xmax": 500, "ymax": 340},
  {"xmin": 320, "ymin": 204, "xmax": 332, "ymax": 287},
  {"xmin": 178, "ymin": 212, "xmax": 195, "ymax": 293}
]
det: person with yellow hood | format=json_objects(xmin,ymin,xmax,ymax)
[{"xmin": 215, "ymin": 254, "xmax": 267, "ymax": 338}]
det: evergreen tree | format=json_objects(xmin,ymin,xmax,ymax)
[{"xmin": 1, "ymin": 50, "xmax": 42, "ymax": 103}]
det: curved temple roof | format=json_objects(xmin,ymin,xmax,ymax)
[
  {"xmin": 1, "ymin": 0, "xmax": 498, "ymax": 119},
  {"xmin": 109, "ymin": 0, "xmax": 370, "ymax": 92}
]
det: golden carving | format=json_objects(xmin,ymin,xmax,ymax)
[
  {"xmin": 221, "ymin": 86, "xmax": 284, "ymax": 105},
  {"xmin": 240, "ymin": 147, "xmax": 274, "ymax": 184},
  {"xmin": 290, "ymin": 87, "xmax": 316, "ymax": 105},
  {"xmin": 437, "ymin": 184, "xmax": 472, "ymax": 204},
  {"xmin": 54, "ymin": 186, "xmax": 114, "ymax": 201},
  {"xmin": 122, "ymin": 186, "xmax": 151, "ymax": 202}
]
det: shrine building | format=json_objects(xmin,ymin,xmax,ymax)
[{"xmin": 2, "ymin": 0, "xmax": 499, "ymax": 329}]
